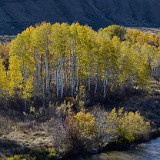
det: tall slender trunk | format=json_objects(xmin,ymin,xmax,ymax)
[
  {"xmin": 71, "ymin": 55, "xmax": 76, "ymax": 97},
  {"xmin": 65, "ymin": 67, "xmax": 69, "ymax": 89},
  {"xmin": 60, "ymin": 56, "xmax": 64, "ymax": 98},
  {"xmin": 95, "ymin": 75, "xmax": 98, "ymax": 94},
  {"xmin": 45, "ymin": 49, "xmax": 50, "ymax": 98},
  {"xmin": 41, "ymin": 55, "xmax": 45, "ymax": 107},
  {"xmin": 103, "ymin": 79, "xmax": 108, "ymax": 97},
  {"xmin": 36, "ymin": 56, "xmax": 39, "ymax": 87},
  {"xmin": 88, "ymin": 75, "xmax": 91, "ymax": 92},
  {"xmin": 56, "ymin": 62, "xmax": 59, "ymax": 97},
  {"xmin": 42, "ymin": 75, "xmax": 46, "ymax": 107},
  {"xmin": 51, "ymin": 66, "xmax": 55, "ymax": 97},
  {"xmin": 35, "ymin": 53, "xmax": 41, "ymax": 90},
  {"xmin": 24, "ymin": 99, "xmax": 27, "ymax": 112}
]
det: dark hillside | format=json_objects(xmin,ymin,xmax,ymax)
[{"xmin": 0, "ymin": 0, "xmax": 160, "ymax": 35}]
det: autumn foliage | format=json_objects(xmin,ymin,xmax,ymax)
[
  {"xmin": 54, "ymin": 107, "xmax": 150, "ymax": 154},
  {"xmin": 0, "ymin": 23, "xmax": 159, "ymax": 109}
]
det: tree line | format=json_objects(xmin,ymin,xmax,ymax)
[{"xmin": 0, "ymin": 23, "xmax": 159, "ymax": 108}]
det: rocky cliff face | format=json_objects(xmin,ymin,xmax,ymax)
[{"xmin": 0, "ymin": 0, "xmax": 160, "ymax": 35}]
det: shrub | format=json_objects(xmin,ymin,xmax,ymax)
[
  {"xmin": 47, "ymin": 148, "xmax": 56, "ymax": 160},
  {"xmin": 0, "ymin": 116, "xmax": 15, "ymax": 135},
  {"xmin": 63, "ymin": 112, "xmax": 96, "ymax": 152},
  {"xmin": 91, "ymin": 107, "xmax": 118, "ymax": 149},
  {"xmin": 118, "ymin": 111, "xmax": 150, "ymax": 141},
  {"xmin": 106, "ymin": 108, "xmax": 150, "ymax": 142},
  {"xmin": 52, "ymin": 118, "xmax": 71, "ymax": 158},
  {"xmin": 54, "ymin": 107, "xmax": 150, "ymax": 155},
  {"xmin": 7, "ymin": 155, "xmax": 35, "ymax": 160},
  {"xmin": 73, "ymin": 112, "xmax": 96, "ymax": 137}
]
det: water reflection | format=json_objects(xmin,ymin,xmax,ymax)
[{"xmin": 75, "ymin": 138, "xmax": 160, "ymax": 160}]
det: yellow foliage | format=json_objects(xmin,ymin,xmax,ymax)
[
  {"xmin": 22, "ymin": 77, "xmax": 34, "ymax": 99},
  {"xmin": 118, "ymin": 111, "xmax": 150, "ymax": 141},
  {"xmin": 107, "ymin": 108, "xmax": 150, "ymax": 142},
  {"xmin": 73, "ymin": 112, "xmax": 96, "ymax": 137},
  {"xmin": 0, "ymin": 23, "xmax": 159, "ymax": 102},
  {"xmin": 0, "ymin": 57, "xmax": 9, "ymax": 97},
  {"xmin": 7, "ymin": 155, "xmax": 35, "ymax": 160}
]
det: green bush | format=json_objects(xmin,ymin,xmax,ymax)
[
  {"xmin": 118, "ymin": 111, "xmax": 150, "ymax": 141},
  {"xmin": 7, "ymin": 148, "xmax": 56, "ymax": 160},
  {"xmin": 106, "ymin": 108, "xmax": 150, "ymax": 142},
  {"xmin": 7, "ymin": 155, "xmax": 35, "ymax": 160},
  {"xmin": 46, "ymin": 148, "xmax": 57, "ymax": 160}
]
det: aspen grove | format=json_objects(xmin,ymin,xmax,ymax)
[{"xmin": 0, "ymin": 23, "xmax": 159, "ymax": 108}]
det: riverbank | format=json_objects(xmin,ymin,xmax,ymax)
[
  {"xmin": 64, "ymin": 128, "xmax": 160, "ymax": 160},
  {"xmin": 0, "ymin": 85, "xmax": 160, "ymax": 160},
  {"xmin": 105, "ymin": 128, "xmax": 160, "ymax": 151},
  {"xmin": 0, "ymin": 112, "xmax": 159, "ymax": 159},
  {"xmin": 71, "ymin": 137, "xmax": 160, "ymax": 160},
  {"xmin": 1, "ymin": 126, "xmax": 159, "ymax": 160}
]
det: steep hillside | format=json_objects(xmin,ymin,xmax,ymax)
[{"xmin": 0, "ymin": 0, "xmax": 160, "ymax": 35}]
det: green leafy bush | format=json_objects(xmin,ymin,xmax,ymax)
[
  {"xmin": 47, "ymin": 148, "xmax": 57, "ymax": 160},
  {"xmin": 7, "ymin": 155, "xmax": 35, "ymax": 160},
  {"xmin": 106, "ymin": 108, "xmax": 150, "ymax": 142},
  {"xmin": 118, "ymin": 111, "xmax": 150, "ymax": 141},
  {"xmin": 7, "ymin": 148, "xmax": 56, "ymax": 160}
]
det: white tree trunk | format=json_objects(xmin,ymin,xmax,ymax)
[
  {"xmin": 45, "ymin": 49, "xmax": 50, "ymax": 98},
  {"xmin": 88, "ymin": 76, "xmax": 91, "ymax": 92},
  {"xmin": 95, "ymin": 75, "xmax": 98, "ymax": 94},
  {"xmin": 60, "ymin": 56, "xmax": 64, "ymax": 98},
  {"xmin": 103, "ymin": 79, "xmax": 108, "ymax": 97},
  {"xmin": 56, "ymin": 62, "xmax": 59, "ymax": 97}
]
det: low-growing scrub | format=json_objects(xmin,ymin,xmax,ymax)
[
  {"xmin": 7, "ymin": 148, "xmax": 57, "ymax": 160},
  {"xmin": 107, "ymin": 108, "xmax": 150, "ymax": 142},
  {"xmin": 64, "ymin": 112, "xmax": 97, "ymax": 152},
  {"xmin": 0, "ymin": 102, "xmax": 150, "ymax": 159},
  {"xmin": 7, "ymin": 155, "xmax": 35, "ymax": 160},
  {"xmin": 0, "ymin": 116, "xmax": 15, "ymax": 135},
  {"xmin": 53, "ymin": 106, "xmax": 150, "ymax": 156}
]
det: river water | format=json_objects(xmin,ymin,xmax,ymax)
[{"xmin": 75, "ymin": 138, "xmax": 160, "ymax": 160}]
